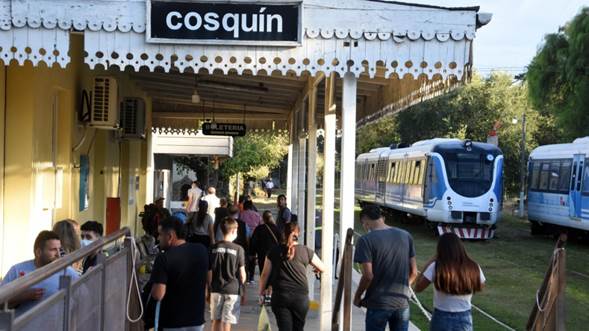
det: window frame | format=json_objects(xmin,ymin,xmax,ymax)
[{"xmin": 529, "ymin": 158, "xmax": 573, "ymax": 194}]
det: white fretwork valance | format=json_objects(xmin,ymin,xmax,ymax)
[
  {"xmin": 0, "ymin": 26, "xmax": 70, "ymax": 67},
  {"xmin": 85, "ymin": 30, "xmax": 471, "ymax": 79}
]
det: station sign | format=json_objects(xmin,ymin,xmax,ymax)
[
  {"xmin": 202, "ymin": 122, "xmax": 247, "ymax": 137},
  {"xmin": 147, "ymin": 1, "xmax": 302, "ymax": 46}
]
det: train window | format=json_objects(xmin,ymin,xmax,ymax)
[
  {"xmin": 583, "ymin": 162, "xmax": 589, "ymax": 193},
  {"xmin": 529, "ymin": 162, "xmax": 541, "ymax": 190},
  {"xmin": 393, "ymin": 162, "xmax": 399, "ymax": 183},
  {"xmin": 558, "ymin": 161, "xmax": 572, "ymax": 192},
  {"xmin": 407, "ymin": 161, "xmax": 414, "ymax": 184},
  {"xmin": 548, "ymin": 161, "xmax": 560, "ymax": 191},
  {"xmin": 415, "ymin": 160, "xmax": 423, "ymax": 185},
  {"xmin": 538, "ymin": 163, "xmax": 550, "ymax": 190},
  {"xmin": 400, "ymin": 161, "xmax": 407, "ymax": 184},
  {"xmin": 403, "ymin": 161, "xmax": 411, "ymax": 184},
  {"xmin": 389, "ymin": 162, "xmax": 396, "ymax": 183}
]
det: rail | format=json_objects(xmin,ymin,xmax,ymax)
[
  {"xmin": 0, "ymin": 227, "xmax": 139, "ymax": 331},
  {"xmin": 332, "ymin": 228, "xmax": 354, "ymax": 331}
]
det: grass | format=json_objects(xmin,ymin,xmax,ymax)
[{"xmin": 253, "ymin": 193, "xmax": 589, "ymax": 330}]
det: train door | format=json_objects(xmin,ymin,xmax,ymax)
[
  {"xmin": 569, "ymin": 154, "xmax": 585, "ymax": 219},
  {"xmin": 581, "ymin": 158, "xmax": 589, "ymax": 221},
  {"xmin": 377, "ymin": 158, "xmax": 387, "ymax": 204}
]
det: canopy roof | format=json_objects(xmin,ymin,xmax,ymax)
[{"xmin": 0, "ymin": 0, "xmax": 490, "ymax": 130}]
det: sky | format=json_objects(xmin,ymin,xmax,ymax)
[{"xmin": 412, "ymin": 0, "xmax": 587, "ymax": 75}]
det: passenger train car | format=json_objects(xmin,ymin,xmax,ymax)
[
  {"xmin": 355, "ymin": 138, "xmax": 503, "ymax": 239},
  {"xmin": 527, "ymin": 137, "xmax": 589, "ymax": 236}
]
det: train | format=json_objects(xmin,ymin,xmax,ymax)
[
  {"xmin": 527, "ymin": 137, "xmax": 589, "ymax": 236},
  {"xmin": 355, "ymin": 138, "xmax": 503, "ymax": 239}
]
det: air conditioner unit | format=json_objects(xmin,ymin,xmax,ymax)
[
  {"xmin": 120, "ymin": 97, "xmax": 146, "ymax": 139},
  {"xmin": 90, "ymin": 76, "xmax": 119, "ymax": 129}
]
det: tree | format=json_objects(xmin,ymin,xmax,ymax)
[
  {"xmin": 527, "ymin": 7, "xmax": 589, "ymax": 140},
  {"xmin": 221, "ymin": 131, "xmax": 289, "ymax": 178},
  {"xmin": 356, "ymin": 73, "xmax": 544, "ymax": 195}
]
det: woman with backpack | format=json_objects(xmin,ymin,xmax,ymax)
[
  {"xmin": 258, "ymin": 222, "xmax": 325, "ymax": 331},
  {"xmin": 185, "ymin": 199, "xmax": 215, "ymax": 248},
  {"xmin": 414, "ymin": 232, "xmax": 486, "ymax": 331}
]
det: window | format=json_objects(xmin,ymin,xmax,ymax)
[
  {"xmin": 389, "ymin": 162, "xmax": 396, "ymax": 183},
  {"xmin": 414, "ymin": 160, "xmax": 423, "ymax": 185},
  {"xmin": 583, "ymin": 161, "xmax": 589, "ymax": 194},
  {"xmin": 538, "ymin": 163, "xmax": 550, "ymax": 190},
  {"xmin": 394, "ymin": 161, "xmax": 400, "ymax": 183},
  {"xmin": 406, "ymin": 161, "xmax": 414, "ymax": 184},
  {"xmin": 548, "ymin": 161, "xmax": 560, "ymax": 191},
  {"xmin": 405, "ymin": 161, "xmax": 412, "ymax": 184},
  {"xmin": 559, "ymin": 161, "xmax": 572, "ymax": 192},
  {"xmin": 529, "ymin": 162, "xmax": 540, "ymax": 190}
]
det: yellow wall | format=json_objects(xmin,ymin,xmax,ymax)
[{"xmin": 0, "ymin": 34, "xmax": 150, "ymax": 275}]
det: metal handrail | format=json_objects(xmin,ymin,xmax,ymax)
[{"xmin": 0, "ymin": 227, "xmax": 131, "ymax": 304}]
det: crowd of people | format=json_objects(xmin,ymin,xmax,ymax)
[
  {"xmin": 143, "ymin": 181, "xmax": 329, "ymax": 331},
  {"xmin": 0, "ymin": 180, "xmax": 486, "ymax": 331}
]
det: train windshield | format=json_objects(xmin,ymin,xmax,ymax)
[{"xmin": 443, "ymin": 152, "xmax": 495, "ymax": 197}]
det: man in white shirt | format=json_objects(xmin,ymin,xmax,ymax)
[
  {"xmin": 186, "ymin": 181, "xmax": 203, "ymax": 217},
  {"xmin": 202, "ymin": 187, "xmax": 221, "ymax": 220},
  {"xmin": 264, "ymin": 178, "xmax": 274, "ymax": 198}
]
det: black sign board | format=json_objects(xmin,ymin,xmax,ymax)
[
  {"xmin": 202, "ymin": 123, "xmax": 246, "ymax": 137},
  {"xmin": 147, "ymin": 1, "xmax": 302, "ymax": 46}
]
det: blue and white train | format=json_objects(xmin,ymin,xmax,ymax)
[
  {"xmin": 355, "ymin": 138, "xmax": 503, "ymax": 239},
  {"xmin": 527, "ymin": 137, "xmax": 589, "ymax": 236}
]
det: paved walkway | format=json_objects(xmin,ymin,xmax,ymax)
[{"xmin": 203, "ymin": 277, "xmax": 367, "ymax": 331}]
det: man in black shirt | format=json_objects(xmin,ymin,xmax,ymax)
[
  {"xmin": 150, "ymin": 217, "xmax": 208, "ymax": 331},
  {"xmin": 276, "ymin": 194, "xmax": 292, "ymax": 232},
  {"xmin": 208, "ymin": 217, "xmax": 246, "ymax": 331}
]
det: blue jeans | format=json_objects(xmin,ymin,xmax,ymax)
[
  {"xmin": 430, "ymin": 309, "xmax": 472, "ymax": 331},
  {"xmin": 366, "ymin": 307, "xmax": 410, "ymax": 331}
]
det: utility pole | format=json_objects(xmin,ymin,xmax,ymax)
[{"xmin": 519, "ymin": 113, "xmax": 526, "ymax": 218}]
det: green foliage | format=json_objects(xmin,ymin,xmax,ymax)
[
  {"xmin": 221, "ymin": 131, "xmax": 289, "ymax": 177},
  {"xmin": 527, "ymin": 7, "xmax": 589, "ymax": 140},
  {"xmin": 356, "ymin": 115, "xmax": 400, "ymax": 153},
  {"xmin": 357, "ymin": 73, "xmax": 545, "ymax": 195}
]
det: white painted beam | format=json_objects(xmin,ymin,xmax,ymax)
[
  {"xmin": 306, "ymin": 80, "xmax": 318, "ymax": 300},
  {"xmin": 320, "ymin": 73, "xmax": 337, "ymax": 331},
  {"xmin": 338, "ymin": 72, "xmax": 357, "ymax": 330},
  {"xmin": 297, "ymin": 134, "xmax": 307, "ymax": 239}
]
